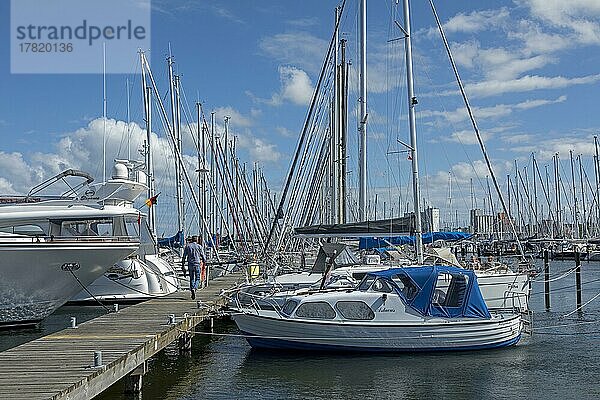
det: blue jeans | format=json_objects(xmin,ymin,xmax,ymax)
[{"xmin": 189, "ymin": 264, "xmax": 201, "ymax": 291}]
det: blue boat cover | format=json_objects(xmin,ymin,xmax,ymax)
[
  {"xmin": 157, "ymin": 230, "xmax": 184, "ymax": 248},
  {"xmin": 369, "ymin": 266, "xmax": 491, "ymax": 319},
  {"xmin": 358, "ymin": 231, "xmax": 472, "ymax": 250}
]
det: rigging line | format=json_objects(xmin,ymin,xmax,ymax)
[
  {"xmin": 562, "ymin": 290, "xmax": 600, "ymax": 317},
  {"xmin": 68, "ymin": 269, "xmax": 112, "ymax": 313},
  {"xmin": 429, "ymin": 0, "xmax": 525, "ymax": 259},
  {"xmin": 529, "ymin": 277, "xmax": 600, "ymax": 296},
  {"xmin": 530, "ymin": 266, "xmax": 578, "ymax": 283},
  {"xmin": 264, "ymin": 0, "xmax": 347, "ymax": 259}
]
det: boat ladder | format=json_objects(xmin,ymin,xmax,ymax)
[{"xmin": 521, "ymin": 309, "xmax": 534, "ymax": 335}]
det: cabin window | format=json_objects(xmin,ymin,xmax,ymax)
[
  {"xmin": 281, "ymin": 300, "xmax": 298, "ymax": 316},
  {"xmin": 358, "ymin": 275, "xmax": 376, "ymax": 291},
  {"xmin": 391, "ymin": 274, "xmax": 418, "ymax": 300},
  {"xmin": 371, "ymin": 278, "xmax": 393, "ymax": 293},
  {"xmin": 0, "ymin": 223, "xmax": 48, "ymax": 236},
  {"xmin": 336, "ymin": 301, "xmax": 375, "ymax": 320},
  {"xmin": 433, "ymin": 273, "xmax": 468, "ymax": 307},
  {"xmin": 59, "ymin": 219, "xmax": 113, "ymax": 237},
  {"xmin": 295, "ymin": 301, "xmax": 336, "ymax": 320}
]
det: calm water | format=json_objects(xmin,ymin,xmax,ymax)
[{"xmin": 2, "ymin": 260, "xmax": 599, "ymax": 399}]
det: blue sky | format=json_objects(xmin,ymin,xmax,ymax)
[{"xmin": 1, "ymin": 0, "xmax": 600, "ymax": 233}]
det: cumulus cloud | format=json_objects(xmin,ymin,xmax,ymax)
[
  {"xmin": 212, "ymin": 106, "xmax": 254, "ymax": 128},
  {"xmin": 259, "ymin": 32, "xmax": 328, "ymax": 75},
  {"xmin": 252, "ymin": 66, "xmax": 314, "ymax": 106},
  {"xmin": 440, "ymin": 7, "xmax": 510, "ymax": 34},
  {"xmin": 463, "ymin": 74, "xmax": 600, "ymax": 98},
  {"xmin": 420, "ymin": 95, "xmax": 566, "ymax": 124}
]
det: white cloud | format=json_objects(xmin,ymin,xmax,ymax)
[
  {"xmin": 259, "ymin": 32, "xmax": 328, "ymax": 74},
  {"xmin": 442, "ymin": 7, "xmax": 510, "ymax": 34},
  {"xmin": 255, "ymin": 66, "xmax": 314, "ymax": 106},
  {"xmin": 420, "ymin": 95, "xmax": 566, "ymax": 124},
  {"xmin": 276, "ymin": 126, "xmax": 296, "ymax": 138},
  {"xmin": 463, "ymin": 74, "xmax": 600, "ymax": 98},
  {"xmin": 212, "ymin": 106, "xmax": 254, "ymax": 128},
  {"xmin": 235, "ymin": 133, "xmax": 283, "ymax": 163},
  {"xmin": 445, "ymin": 130, "xmax": 491, "ymax": 145},
  {"xmin": 279, "ymin": 66, "xmax": 313, "ymax": 105},
  {"xmin": 511, "ymin": 134, "xmax": 599, "ymax": 161}
]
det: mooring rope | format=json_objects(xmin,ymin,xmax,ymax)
[
  {"xmin": 562, "ymin": 290, "xmax": 600, "ymax": 317},
  {"xmin": 530, "ymin": 267, "xmax": 578, "ymax": 283},
  {"xmin": 68, "ymin": 269, "xmax": 112, "ymax": 313}
]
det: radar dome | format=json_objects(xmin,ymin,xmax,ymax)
[{"xmin": 112, "ymin": 162, "xmax": 129, "ymax": 180}]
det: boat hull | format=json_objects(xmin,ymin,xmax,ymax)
[
  {"xmin": 0, "ymin": 240, "xmax": 137, "ymax": 326},
  {"xmin": 233, "ymin": 312, "xmax": 522, "ymax": 352},
  {"xmin": 69, "ymin": 254, "xmax": 179, "ymax": 303}
]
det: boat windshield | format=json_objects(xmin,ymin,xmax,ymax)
[{"xmin": 357, "ymin": 275, "xmax": 376, "ymax": 291}]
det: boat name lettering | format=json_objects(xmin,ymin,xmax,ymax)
[{"xmin": 377, "ymin": 307, "xmax": 395, "ymax": 313}]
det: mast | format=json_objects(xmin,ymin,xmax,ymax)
[
  {"xmin": 168, "ymin": 49, "xmax": 184, "ymax": 249},
  {"xmin": 102, "ymin": 42, "xmax": 107, "ymax": 183},
  {"xmin": 402, "ymin": 0, "xmax": 424, "ymax": 263},
  {"xmin": 145, "ymin": 86, "xmax": 156, "ymax": 238},
  {"xmin": 570, "ymin": 150, "xmax": 578, "ymax": 238},
  {"xmin": 140, "ymin": 51, "xmax": 156, "ymax": 238},
  {"xmin": 358, "ymin": 0, "xmax": 368, "ymax": 221},
  {"xmin": 330, "ymin": 7, "xmax": 340, "ymax": 224},
  {"xmin": 197, "ymin": 102, "xmax": 206, "ymax": 247},
  {"xmin": 594, "ymin": 136, "xmax": 600, "ymax": 236},
  {"xmin": 340, "ymin": 38, "xmax": 348, "ymax": 223},
  {"xmin": 578, "ymin": 154, "xmax": 587, "ymax": 238}
]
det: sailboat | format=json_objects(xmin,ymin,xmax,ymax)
[
  {"xmin": 257, "ymin": 0, "xmax": 529, "ymax": 311},
  {"xmin": 232, "ymin": 0, "xmax": 527, "ymax": 351}
]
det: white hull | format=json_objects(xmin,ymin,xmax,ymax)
[
  {"xmin": 70, "ymin": 254, "xmax": 179, "ymax": 303},
  {"xmin": 0, "ymin": 240, "xmax": 137, "ymax": 326},
  {"xmin": 233, "ymin": 311, "xmax": 522, "ymax": 352}
]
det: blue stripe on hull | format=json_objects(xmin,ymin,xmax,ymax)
[{"xmin": 242, "ymin": 332, "xmax": 521, "ymax": 353}]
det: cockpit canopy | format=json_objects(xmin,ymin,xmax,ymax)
[{"xmin": 359, "ymin": 266, "xmax": 491, "ymax": 319}]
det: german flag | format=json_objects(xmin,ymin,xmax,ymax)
[{"xmin": 145, "ymin": 193, "xmax": 160, "ymax": 207}]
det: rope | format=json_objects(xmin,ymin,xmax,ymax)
[
  {"xmin": 562, "ymin": 290, "xmax": 600, "ymax": 317},
  {"xmin": 531, "ymin": 267, "xmax": 578, "ymax": 283},
  {"xmin": 68, "ymin": 269, "xmax": 112, "ymax": 313},
  {"xmin": 530, "ymin": 277, "xmax": 600, "ymax": 296}
]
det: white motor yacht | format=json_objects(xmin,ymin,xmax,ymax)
[{"xmin": 0, "ymin": 167, "xmax": 142, "ymax": 326}]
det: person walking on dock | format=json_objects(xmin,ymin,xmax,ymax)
[{"xmin": 182, "ymin": 236, "xmax": 206, "ymax": 299}]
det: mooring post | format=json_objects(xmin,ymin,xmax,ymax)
[
  {"xmin": 544, "ymin": 250, "xmax": 550, "ymax": 310},
  {"xmin": 178, "ymin": 329, "xmax": 194, "ymax": 352},
  {"xmin": 124, "ymin": 361, "xmax": 147, "ymax": 395},
  {"xmin": 575, "ymin": 251, "xmax": 582, "ymax": 310}
]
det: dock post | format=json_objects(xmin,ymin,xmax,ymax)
[
  {"xmin": 178, "ymin": 329, "xmax": 194, "ymax": 352},
  {"xmin": 124, "ymin": 361, "xmax": 147, "ymax": 395},
  {"xmin": 575, "ymin": 252, "xmax": 582, "ymax": 310},
  {"xmin": 544, "ymin": 250, "xmax": 550, "ymax": 310}
]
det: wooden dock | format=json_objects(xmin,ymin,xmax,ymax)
[{"xmin": 0, "ymin": 271, "xmax": 246, "ymax": 400}]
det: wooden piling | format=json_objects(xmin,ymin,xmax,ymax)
[{"xmin": 544, "ymin": 250, "xmax": 550, "ymax": 310}]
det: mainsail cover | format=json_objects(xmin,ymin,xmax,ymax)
[
  {"xmin": 294, "ymin": 216, "xmax": 415, "ymax": 237},
  {"xmin": 359, "ymin": 231, "xmax": 472, "ymax": 249}
]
